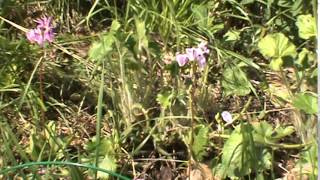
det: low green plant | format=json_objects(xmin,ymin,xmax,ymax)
[{"xmin": 0, "ymin": 0, "xmax": 317, "ymax": 179}]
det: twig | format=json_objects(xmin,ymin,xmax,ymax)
[{"xmin": 134, "ymin": 158, "xmax": 187, "ymax": 163}]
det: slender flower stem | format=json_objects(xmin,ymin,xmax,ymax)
[
  {"xmin": 39, "ymin": 49, "xmax": 46, "ymax": 124},
  {"xmin": 188, "ymin": 63, "xmax": 196, "ymax": 178}
]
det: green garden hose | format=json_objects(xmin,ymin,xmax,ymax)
[{"xmin": 0, "ymin": 161, "xmax": 131, "ymax": 180}]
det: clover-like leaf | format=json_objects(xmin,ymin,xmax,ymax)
[
  {"xmin": 293, "ymin": 92, "xmax": 317, "ymax": 114},
  {"xmin": 258, "ymin": 33, "xmax": 297, "ymax": 59},
  {"xmin": 97, "ymin": 155, "xmax": 117, "ymax": 179},
  {"xmin": 156, "ymin": 91, "xmax": 173, "ymax": 110},
  {"xmin": 89, "ymin": 20, "xmax": 120, "ymax": 61},
  {"xmin": 296, "ymin": 14, "xmax": 316, "ymax": 40},
  {"xmin": 269, "ymin": 57, "xmax": 283, "ymax": 71},
  {"xmin": 224, "ymin": 30, "xmax": 240, "ymax": 41},
  {"xmin": 297, "ymin": 48, "xmax": 315, "ymax": 68}
]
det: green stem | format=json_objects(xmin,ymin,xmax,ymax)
[
  {"xmin": 39, "ymin": 49, "xmax": 46, "ymax": 124},
  {"xmin": 18, "ymin": 57, "xmax": 43, "ymax": 110},
  {"xmin": 117, "ymin": 41, "xmax": 132, "ymax": 127},
  {"xmin": 95, "ymin": 62, "xmax": 105, "ymax": 179},
  {"xmin": 271, "ymin": 149, "xmax": 275, "ymax": 179},
  {"xmin": 231, "ymin": 96, "xmax": 252, "ymax": 123},
  {"xmin": 188, "ymin": 63, "xmax": 196, "ymax": 178}
]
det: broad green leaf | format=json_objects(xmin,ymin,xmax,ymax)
[
  {"xmin": 156, "ymin": 91, "xmax": 173, "ymax": 109},
  {"xmin": 97, "ymin": 155, "xmax": 117, "ymax": 179},
  {"xmin": 110, "ymin": 20, "xmax": 121, "ymax": 32},
  {"xmin": 252, "ymin": 121, "xmax": 295, "ymax": 143},
  {"xmin": 135, "ymin": 18, "xmax": 148, "ymax": 50},
  {"xmin": 252, "ymin": 121, "xmax": 273, "ymax": 143},
  {"xmin": 258, "ymin": 33, "xmax": 297, "ymax": 59},
  {"xmin": 311, "ymin": 68, "xmax": 318, "ymax": 78},
  {"xmin": 224, "ymin": 30, "xmax": 240, "ymax": 41},
  {"xmin": 256, "ymin": 173, "xmax": 265, "ymax": 180},
  {"xmin": 89, "ymin": 20, "xmax": 120, "ymax": 61},
  {"xmin": 218, "ymin": 123, "xmax": 274, "ymax": 178},
  {"xmin": 84, "ymin": 137, "xmax": 115, "ymax": 156},
  {"xmin": 192, "ymin": 126, "xmax": 209, "ymax": 161},
  {"xmin": 292, "ymin": 92, "xmax": 317, "ymax": 114},
  {"xmin": 221, "ymin": 129, "xmax": 244, "ymax": 177},
  {"xmin": 271, "ymin": 126, "xmax": 295, "ymax": 139},
  {"xmin": 296, "ymin": 14, "xmax": 316, "ymax": 40},
  {"xmin": 221, "ymin": 65, "xmax": 252, "ymax": 96},
  {"xmin": 221, "ymin": 125, "xmax": 251, "ymax": 178},
  {"xmin": 297, "ymin": 48, "xmax": 315, "ymax": 67},
  {"xmin": 89, "ymin": 34, "xmax": 115, "ymax": 61},
  {"xmin": 269, "ymin": 57, "xmax": 283, "ymax": 71}
]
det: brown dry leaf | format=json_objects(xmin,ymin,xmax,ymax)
[
  {"xmin": 281, "ymin": 163, "xmax": 313, "ymax": 180},
  {"xmin": 157, "ymin": 166, "xmax": 173, "ymax": 180},
  {"xmin": 283, "ymin": 173, "xmax": 309, "ymax": 180},
  {"xmin": 265, "ymin": 71, "xmax": 291, "ymax": 108},
  {"xmin": 187, "ymin": 163, "xmax": 215, "ymax": 180}
]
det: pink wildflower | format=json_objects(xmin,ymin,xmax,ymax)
[
  {"xmin": 35, "ymin": 17, "xmax": 53, "ymax": 30},
  {"xmin": 176, "ymin": 53, "xmax": 189, "ymax": 67},
  {"xmin": 198, "ymin": 41, "xmax": 210, "ymax": 54},
  {"xmin": 221, "ymin": 111, "xmax": 233, "ymax": 124},
  {"xmin": 26, "ymin": 16, "xmax": 55, "ymax": 46},
  {"xmin": 175, "ymin": 41, "xmax": 210, "ymax": 69}
]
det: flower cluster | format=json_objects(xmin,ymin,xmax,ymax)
[
  {"xmin": 26, "ymin": 16, "xmax": 54, "ymax": 46},
  {"xmin": 176, "ymin": 41, "xmax": 210, "ymax": 69}
]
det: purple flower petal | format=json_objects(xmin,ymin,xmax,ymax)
[
  {"xmin": 176, "ymin": 53, "xmax": 189, "ymax": 67},
  {"xmin": 221, "ymin": 111, "xmax": 233, "ymax": 124},
  {"xmin": 175, "ymin": 42, "xmax": 209, "ymax": 69},
  {"xmin": 26, "ymin": 16, "xmax": 55, "ymax": 46},
  {"xmin": 198, "ymin": 41, "xmax": 210, "ymax": 54},
  {"xmin": 191, "ymin": 48, "xmax": 206, "ymax": 69},
  {"xmin": 186, "ymin": 48, "xmax": 196, "ymax": 61},
  {"xmin": 34, "ymin": 28, "xmax": 45, "ymax": 45},
  {"xmin": 26, "ymin": 29, "xmax": 36, "ymax": 43},
  {"xmin": 196, "ymin": 54, "xmax": 206, "ymax": 69},
  {"xmin": 43, "ymin": 30, "xmax": 54, "ymax": 42},
  {"xmin": 36, "ymin": 16, "xmax": 53, "ymax": 30},
  {"xmin": 26, "ymin": 28, "xmax": 44, "ymax": 45}
]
